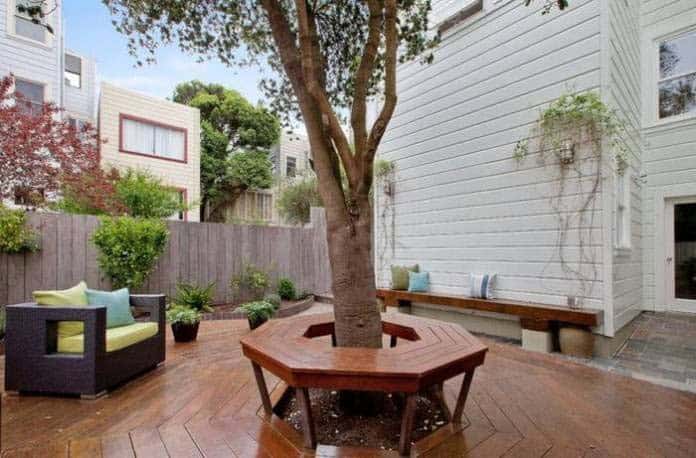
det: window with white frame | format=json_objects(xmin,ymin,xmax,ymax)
[
  {"xmin": 658, "ymin": 30, "xmax": 696, "ymax": 120},
  {"xmin": 120, "ymin": 116, "xmax": 186, "ymax": 161},
  {"xmin": 14, "ymin": 78, "xmax": 44, "ymax": 116},
  {"xmin": 14, "ymin": 0, "xmax": 47, "ymax": 43},
  {"xmin": 64, "ymin": 54, "xmax": 82, "ymax": 88},
  {"xmin": 615, "ymin": 171, "xmax": 631, "ymax": 249}
]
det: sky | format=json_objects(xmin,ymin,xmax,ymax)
[{"xmin": 62, "ymin": 2, "xmax": 268, "ymax": 104}]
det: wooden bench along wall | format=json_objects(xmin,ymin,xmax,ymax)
[{"xmin": 376, "ymin": 289, "xmax": 603, "ymax": 333}]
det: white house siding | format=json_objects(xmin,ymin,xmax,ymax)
[
  {"xmin": 0, "ymin": 0, "xmax": 62, "ymax": 105},
  {"xmin": 63, "ymin": 50, "xmax": 96, "ymax": 122},
  {"xmin": 98, "ymin": 82, "xmax": 201, "ymax": 222},
  {"xmin": 376, "ymin": 0, "xmax": 613, "ymax": 333},
  {"xmin": 640, "ymin": 0, "xmax": 696, "ymax": 312},
  {"xmin": 607, "ymin": 0, "xmax": 643, "ymax": 333}
]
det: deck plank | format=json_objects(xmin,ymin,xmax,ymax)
[{"xmin": 1, "ymin": 319, "xmax": 696, "ymax": 457}]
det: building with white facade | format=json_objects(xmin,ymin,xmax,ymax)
[
  {"xmin": 377, "ymin": 0, "xmax": 696, "ymax": 351},
  {"xmin": 1, "ymin": 0, "xmax": 200, "ymax": 220}
]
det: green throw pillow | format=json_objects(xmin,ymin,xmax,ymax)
[
  {"xmin": 86, "ymin": 288, "xmax": 135, "ymax": 329},
  {"xmin": 33, "ymin": 281, "xmax": 88, "ymax": 338},
  {"xmin": 391, "ymin": 264, "xmax": 419, "ymax": 290}
]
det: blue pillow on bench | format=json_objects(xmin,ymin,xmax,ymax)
[
  {"xmin": 408, "ymin": 271, "xmax": 430, "ymax": 293},
  {"xmin": 85, "ymin": 288, "xmax": 135, "ymax": 329}
]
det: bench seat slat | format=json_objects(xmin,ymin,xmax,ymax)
[{"xmin": 377, "ymin": 289, "xmax": 602, "ymax": 327}]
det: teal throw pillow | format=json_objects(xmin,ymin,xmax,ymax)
[
  {"xmin": 408, "ymin": 271, "xmax": 430, "ymax": 293},
  {"xmin": 85, "ymin": 288, "xmax": 135, "ymax": 329}
]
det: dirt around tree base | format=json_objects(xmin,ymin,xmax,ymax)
[{"xmin": 276, "ymin": 388, "xmax": 447, "ymax": 451}]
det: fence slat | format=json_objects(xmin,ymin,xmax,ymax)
[{"xmin": 2, "ymin": 210, "xmax": 331, "ymax": 307}]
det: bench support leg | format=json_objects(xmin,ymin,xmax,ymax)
[
  {"xmin": 452, "ymin": 369, "xmax": 475, "ymax": 424},
  {"xmin": 431, "ymin": 382, "xmax": 451, "ymax": 422},
  {"xmin": 296, "ymin": 387, "xmax": 316, "ymax": 449},
  {"xmin": 390, "ymin": 335, "xmax": 398, "ymax": 348},
  {"xmin": 399, "ymin": 393, "xmax": 418, "ymax": 456},
  {"xmin": 251, "ymin": 362, "xmax": 273, "ymax": 416}
]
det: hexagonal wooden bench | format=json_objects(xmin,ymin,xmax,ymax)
[{"xmin": 240, "ymin": 312, "xmax": 487, "ymax": 456}]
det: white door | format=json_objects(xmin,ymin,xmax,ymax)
[{"xmin": 665, "ymin": 198, "xmax": 696, "ymax": 313}]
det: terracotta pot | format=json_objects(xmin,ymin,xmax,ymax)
[
  {"xmin": 171, "ymin": 322, "xmax": 200, "ymax": 342},
  {"xmin": 559, "ymin": 325, "xmax": 594, "ymax": 358}
]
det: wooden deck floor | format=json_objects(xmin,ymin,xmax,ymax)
[{"xmin": 2, "ymin": 318, "xmax": 696, "ymax": 457}]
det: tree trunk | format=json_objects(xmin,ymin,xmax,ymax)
[{"xmin": 325, "ymin": 194, "xmax": 382, "ymax": 349}]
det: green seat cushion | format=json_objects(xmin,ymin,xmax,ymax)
[
  {"xmin": 390, "ymin": 264, "xmax": 419, "ymax": 290},
  {"xmin": 85, "ymin": 288, "xmax": 135, "ymax": 329},
  {"xmin": 57, "ymin": 322, "xmax": 158, "ymax": 354},
  {"xmin": 33, "ymin": 281, "xmax": 88, "ymax": 338}
]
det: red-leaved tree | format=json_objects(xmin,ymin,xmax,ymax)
[{"xmin": 0, "ymin": 75, "xmax": 100, "ymax": 205}]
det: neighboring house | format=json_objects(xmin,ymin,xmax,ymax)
[
  {"xmin": 376, "ymin": 0, "xmax": 696, "ymax": 350},
  {"xmin": 226, "ymin": 131, "xmax": 313, "ymax": 224},
  {"xmin": 1, "ymin": 0, "xmax": 200, "ymax": 221},
  {"xmin": 98, "ymin": 83, "xmax": 201, "ymax": 222}
]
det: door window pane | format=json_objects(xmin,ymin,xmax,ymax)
[
  {"xmin": 674, "ymin": 203, "xmax": 696, "ymax": 300},
  {"xmin": 659, "ymin": 31, "xmax": 696, "ymax": 119}
]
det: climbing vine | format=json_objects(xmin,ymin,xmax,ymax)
[
  {"xmin": 374, "ymin": 159, "xmax": 396, "ymax": 282},
  {"xmin": 525, "ymin": 92, "xmax": 628, "ymax": 305}
]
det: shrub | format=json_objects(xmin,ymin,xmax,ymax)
[
  {"xmin": 240, "ymin": 301, "xmax": 276, "ymax": 323},
  {"xmin": 115, "ymin": 169, "xmax": 187, "ymax": 219},
  {"xmin": 230, "ymin": 260, "xmax": 272, "ymax": 301},
  {"xmin": 277, "ymin": 277, "xmax": 296, "ymax": 300},
  {"xmin": 92, "ymin": 217, "xmax": 169, "ymax": 289},
  {"xmin": 0, "ymin": 205, "xmax": 39, "ymax": 254},
  {"xmin": 263, "ymin": 293, "xmax": 281, "ymax": 309},
  {"xmin": 174, "ymin": 281, "xmax": 215, "ymax": 312},
  {"xmin": 166, "ymin": 305, "xmax": 202, "ymax": 325},
  {"xmin": 276, "ymin": 177, "xmax": 322, "ymax": 225}
]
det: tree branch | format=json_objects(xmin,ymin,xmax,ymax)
[
  {"xmin": 295, "ymin": 0, "xmax": 357, "ymax": 188},
  {"xmin": 364, "ymin": 0, "xmax": 397, "ymax": 188},
  {"xmin": 351, "ymin": 0, "xmax": 383, "ymax": 158}
]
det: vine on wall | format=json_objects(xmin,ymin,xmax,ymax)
[
  {"xmin": 518, "ymin": 92, "xmax": 628, "ymax": 306},
  {"xmin": 374, "ymin": 159, "xmax": 396, "ymax": 283}
]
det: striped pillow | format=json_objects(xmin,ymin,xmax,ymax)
[{"xmin": 470, "ymin": 273, "xmax": 496, "ymax": 299}]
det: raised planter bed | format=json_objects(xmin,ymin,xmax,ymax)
[
  {"xmin": 201, "ymin": 295, "xmax": 315, "ymax": 321},
  {"xmin": 240, "ymin": 312, "xmax": 487, "ymax": 456}
]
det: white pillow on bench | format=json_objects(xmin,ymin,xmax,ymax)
[{"xmin": 470, "ymin": 273, "xmax": 496, "ymax": 299}]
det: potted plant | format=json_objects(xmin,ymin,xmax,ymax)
[
  {"xmin": 240, "ymin": 301, "xmax": 276, "ymax": 330},
  {"xmin": 167, "ymin": 305, "xmax": 202, "ymax": 342},
  {"xmin": 173, "ymin": 281, "xmax": 215, "ymax": 312}
]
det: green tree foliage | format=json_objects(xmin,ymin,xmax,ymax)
[
  {"xmin": 172, "ymin": 81, "xmax": 280, "ymax": 221},
  {"xmin": 92, "ymin": 217, "xmax": 169, "ymax": 289},
  {"xmin": 115, "ymin": 169, "xmax": 187, "ymax": 219},
  {"xmin": 0, "ymin": 205, "xmax": 39, "ymax": 254},
  {"xmin": 276, "ymin": 177, "xmax": 323, "ymax": 225}
]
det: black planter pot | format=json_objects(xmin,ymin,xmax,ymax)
[
  {"xmin": 248, "ymin": 316, "xmax": 268, "ymax": 330},
  {"xmin": 171, "ymin": 322, "xmax": 200, "ymax": 342}
]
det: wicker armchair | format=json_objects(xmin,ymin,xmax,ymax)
[{"xmin": 4, "ymin": 294, "xmax": 166, "ymax": 398}]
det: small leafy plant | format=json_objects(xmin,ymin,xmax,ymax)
[
  {"xmin": 277, "ymin": 277, "xmax": 296, "ymax": 301},
  {"xmin": 166, "ymin": 305, "xmax": 202, "ymax": 325},
  {"xmin": 0, "ymin": 205, "xmax": 40, "ymax": 254},
  {"xmin": 92, "ymin": 217, "xmax": 169, "ymax": 289},
  {"xmin": 240, "ymin": 301, "xmax": 276, "ymax": 325},
  {"xmin": 173, "ymin": 281, "xmax": 215, "ymax": 312},
  {"xmin": 263, "ymin": 293, "xmax": 281, "ymax": 309},
  {"xmin": 230, "ymin": 260, "xmax": 272, "ymax": 301}
]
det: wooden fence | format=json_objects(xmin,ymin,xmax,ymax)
[{"xmin": 0, "ymin": 208, "xmax": 331, "ymax": 307}]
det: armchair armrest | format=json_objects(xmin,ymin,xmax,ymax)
[
  {"xmin": 5, "ymin": 303, "xmax": 107, "ymax": 358},
  {"xmin": 129, "ymin": 294, "xmax": 166, "ymax": 328}
]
